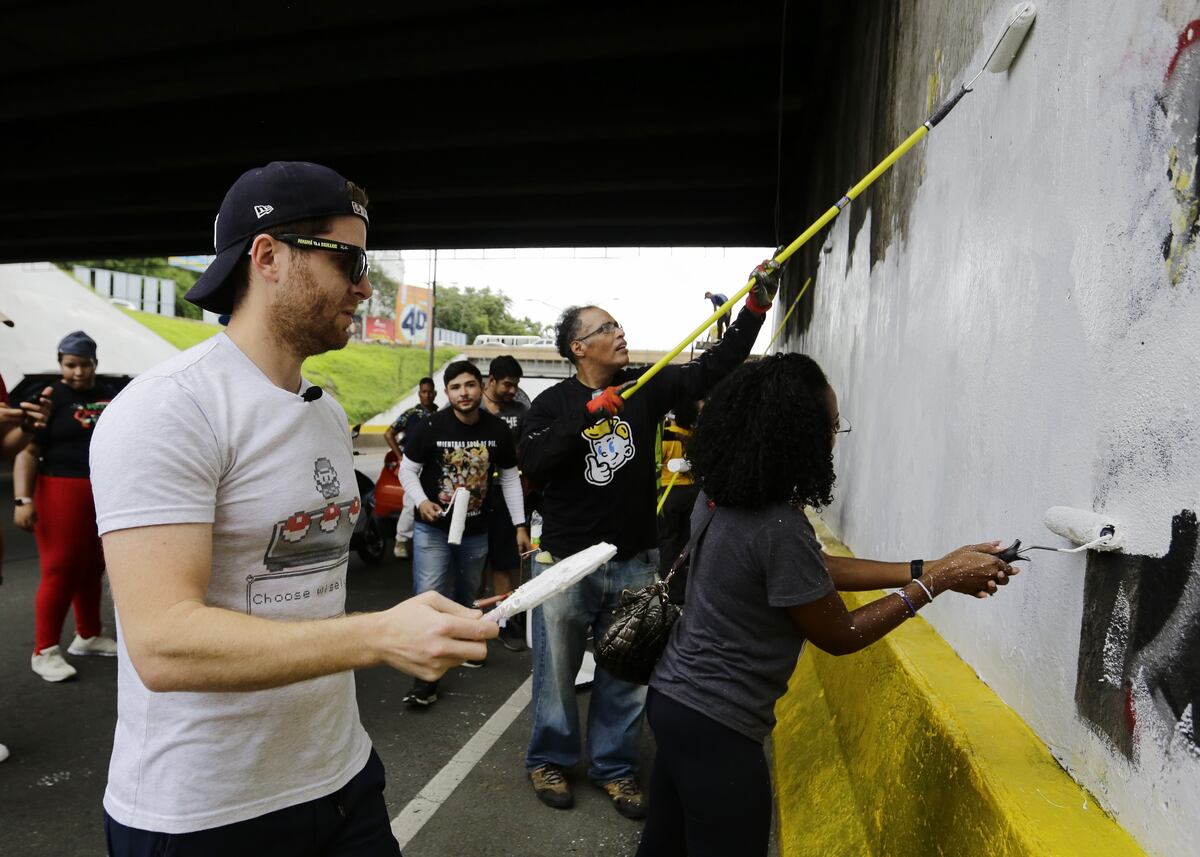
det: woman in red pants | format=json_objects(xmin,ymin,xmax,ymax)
[{"xmin": 13, "ymin": 330, "xmax": 120, "ymax": 682}]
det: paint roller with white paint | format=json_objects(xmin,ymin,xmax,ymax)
[
  {"xmin": 446, "ymin": 487, "xmax": 469, "ymax": 545},
  {"xmin": 482, "ymin": 542, "xmax": 618, "ymax": 623},
  {"xmin": 999, "ymin": 506, "xmax": 1122, "ymax": 562},
  {"xmin": 983, "ymin": 2, "xmax": 1036, "ymax": 74}
]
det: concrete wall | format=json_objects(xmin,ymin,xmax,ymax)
[{"xmin": 781, "ymin": 2, "xmax": 1200, "ymax": 854}]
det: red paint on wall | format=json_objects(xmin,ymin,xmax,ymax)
[{"xmin": 1165, "ymin": 19, "xmax": 1200, "ymax": 81}]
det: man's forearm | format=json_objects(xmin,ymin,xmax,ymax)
[
  {"xmin": 824, "ymin": 553, "xmax": 912, "ymax": 591},
  {"xmin": 12, "ymin": 446, "xmax": 36, "ymax": 496},
  {"xmin": 398, "ymin": 457, "xmax": 430, "ymax": 506},
  {"xmin": 0, "ymin": 425, "xmax": 30, "ymax": 459},
  {"xmin": 132, "ymin": 603, "xmax": 384, "ymax": 693}
]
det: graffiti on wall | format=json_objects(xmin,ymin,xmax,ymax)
[
  {"xmin": 1160, "ymin": 20, "xmax": 1200, "ymax": 284},
  {"xmin": 1076, "ymin": 510, "xmax": 1200, "ymax": 761}
]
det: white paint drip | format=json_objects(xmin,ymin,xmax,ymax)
[
  {"xmin": 1101, "ymin": 581, "xmax": 1131, "ymax": 687},
  {"xmin": 1169, "ymin": 704, "xmax": 1198, "ymax": 761}
]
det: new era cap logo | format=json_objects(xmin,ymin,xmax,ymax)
[
  {"xmin": 351, "ymin": 201, "xmax": 369, "ymax": 222},
  {"xmin": 254, "ymin": 205, "xmax": 274, "ymax": 219}
]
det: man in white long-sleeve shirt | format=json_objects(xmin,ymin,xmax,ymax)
[{"xmin": 398, "ymin": 360, "xmax": 529, "ymax": 707}]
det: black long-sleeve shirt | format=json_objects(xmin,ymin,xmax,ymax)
[{"xmin": 520, "ymin": 305, "xmax": 764, "ymax": 559}]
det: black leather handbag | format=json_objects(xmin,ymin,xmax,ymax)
[{"xmin": 595, "ymin": 504, "xmax": 716, "ymax": 685}]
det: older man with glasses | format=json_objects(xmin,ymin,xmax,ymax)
[{"xmin": 518, "ymin": 264, "xmax": 779, "ymax": 819}]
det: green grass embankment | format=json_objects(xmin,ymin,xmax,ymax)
[{"xmin": 120, "ymin": 309, "xmax": 458, "ymax": 423}]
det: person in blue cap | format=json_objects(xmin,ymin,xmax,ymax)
[
  {"xmin": 12, "ymin": 330, "xmax": 120, "ymax": 683},
  {"xmin": 89, "ymin": 162, "xmax": 497, "ymax": 856}
]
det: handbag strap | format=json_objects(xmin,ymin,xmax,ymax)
[{"xmin": 662, "ymin": 502, "xmax": 717, "ymax": 584}]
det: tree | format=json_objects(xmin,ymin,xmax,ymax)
[
  {"xmin": 365, "ymin": 264, "xmax": 400, "ymax": 318},
  {"xmin": 433, "ymin": 285, "xmax": 542, "ymax": 342}
]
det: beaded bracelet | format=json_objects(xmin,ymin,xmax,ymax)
[{"xmin": 895, "ymin": 589, "xmax": 917, "ymax": 617}]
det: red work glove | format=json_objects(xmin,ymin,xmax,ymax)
[
  {"xmin": 746, "ymin": 258, "xmax": 782, "ymax": 314},
  {"xmin": 585, "ymin": 385, "xmax": 627, "ymax": 418}
]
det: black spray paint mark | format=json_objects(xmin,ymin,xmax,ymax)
[{"xmin": 1076, "ymin": 510, "xmax": 1200, "ymax": 759}]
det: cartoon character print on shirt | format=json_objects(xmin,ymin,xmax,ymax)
[
  {"xmin": 72, "ymin": 400, "xmax": 110, "ymax": 429},
  {"xmin": 437, "ymin": 443, "xmax": 492, "ymax": 513},
  {"xmin": 582, "ymin": 417, "xmax": 636, "ymax": 486},
  {"xmin": 250, "ymin": 457, "xmax": 360, "ymax": 615}
]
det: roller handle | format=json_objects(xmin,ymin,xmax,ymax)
[
  {"xmin": 997, "ymin": 540, "xmax": 1028, "ymax": 563},
  {"xmin": 927, "ymin": 85, "xmax": 971, "ymax": 128}
]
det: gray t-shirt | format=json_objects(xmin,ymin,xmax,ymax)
[
  {"xmin": 651, "ymin": 493, "xmax": 834, "ymax": 743},
  {"xmin": 90, "ymin": 334, "xmax": 371, "ymax": 833}
]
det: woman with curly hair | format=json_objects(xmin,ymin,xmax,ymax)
[{"xmin": 636, "ymin": 353, "xmax": 1016, "ymax": 857}]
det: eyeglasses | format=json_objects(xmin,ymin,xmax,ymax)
[
  {"xmin": 834, "ymin": 415, "xmax": 852, "ymax": 435},
  {"xmin": 274, "ymin": 234, "xmax": 370, "ymax": 285},
  {"xmin": 575, "ymin": 320, "xmax": 623, "ymax": 343}
]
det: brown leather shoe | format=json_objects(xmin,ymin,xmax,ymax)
[
  {"xmin": 600, "ymin": 776, "xmax": 646, "ymax": 819},
  {"xmin": 530, "ymin": 764, "xmax": 573, "ymax": 809}
]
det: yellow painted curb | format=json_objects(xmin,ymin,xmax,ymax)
[{"xmin": 772, "ymin": 515, "xmax": 1147, "ymax": 857}]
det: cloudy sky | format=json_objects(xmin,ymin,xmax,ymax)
[{"xmin": 374, "ymin": 246, "xmax": 778, "ymax": 353}]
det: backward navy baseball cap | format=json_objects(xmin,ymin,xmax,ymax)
[{"xmin": 184, "ymin": 161, "xmax": 369, "ymax": 314}]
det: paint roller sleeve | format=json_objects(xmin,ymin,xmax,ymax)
[{"xmin": 1043, "ymin": 506, "xmax": 1123, "ymax": 551}]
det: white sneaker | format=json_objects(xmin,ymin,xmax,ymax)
[
  {"xmin": 68, "ymin": 634, "xmax": 118, "ymax": 657},
  {"xmin": 393, "ymin": 540, "xmax": 409, "ymax": 558},
  {"xmin": 31, "ymin": 646, "xmax": 78, "ymax": 682},
  {"xmin": 0, "ymin": 743, "xmax": 9, "ymax": 763}
]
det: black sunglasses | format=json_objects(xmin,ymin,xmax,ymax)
[{"xmin": 274, "ymin": 234, "xmax": 370, "ymax": 285}]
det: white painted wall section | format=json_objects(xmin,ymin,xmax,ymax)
[{"xmin": 790, "ymin": 3, "xmax": 1200, "ymax": 855}]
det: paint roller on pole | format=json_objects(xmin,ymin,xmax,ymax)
[
  {"xmin": 998, "ymin": 506, "xmax": 1123, "ymax": 563},
  {"xmin": 619, "ymin": 2, "xmax": 1038, "ymax": 402}
]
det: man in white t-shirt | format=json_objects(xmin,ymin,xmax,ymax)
[{"xmin": 90, "ymin": 162, "xmax": 497, "ymax": 856}]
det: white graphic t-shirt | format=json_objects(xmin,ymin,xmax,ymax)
[{"xmin": 90, "ymin": 334, "xmax": 371, "ymax": 833}]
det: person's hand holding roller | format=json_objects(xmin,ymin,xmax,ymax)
[{"xmin": 746, "ymin": 258, "xmax": 782, "ymax": 314}]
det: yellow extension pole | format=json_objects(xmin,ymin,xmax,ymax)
[
  {"xmin": 765, "ymin": 276, "xmax": 812, "ymax": 353},
  {"xmin": 656, "ymin": 470, "xmax": 681, "ymax": 515},
  {"xmin": 622, "ymin": 123, "xmax": 931, "ymax": 402}
]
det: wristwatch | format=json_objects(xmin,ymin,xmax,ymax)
[
  {"xmin": 14, "ymin": 497, "xmax": 32, "ymax": 506},
  {"xmin": 910, "ymin": 559, "xmax": 924, "ymax": 579}
]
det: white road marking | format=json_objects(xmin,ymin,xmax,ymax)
[{"xmin": 390, "ymin": 676, "xmax": 533, "ymax": 849}]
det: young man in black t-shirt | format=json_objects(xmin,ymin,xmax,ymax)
[
  {"xmin": 398, "ymin": 361, "xmax": 530, "ymax": 706},
  {"xmin": 385, "ymin": 377, "xmax": 438, "ymax": 559},
  {"xmin": 481, "ymin": 355, "xmax": 530, "ymax": 651},
  {"xmin": 519, "ymin": 263, "xmax": 778, "ymax": 817}
]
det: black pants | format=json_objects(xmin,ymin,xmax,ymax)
[
  {"xmin": 715, "ymin": 314, "xmax": 729, "ymax": 339},
  {"xmin": 105, "ymin": 749, "xmax": 400, "ymax": 857},
  {"xmin": 636, "ymin": 688, "xmax": 772, "ymax": 857}
]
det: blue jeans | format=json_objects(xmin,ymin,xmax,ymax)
[
  {"xmin": 526, "ymin": 548, "xmax": 658, "ymax": 783},
  {"xmin": 412, "ymin": 521, "xmax": 488, "ymax": 607}
]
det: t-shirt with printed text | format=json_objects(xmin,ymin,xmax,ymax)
[
  {"xmin": 403, "ymin": 406, "xmax": 518, "ymax": 535},
  {"xmin": 90, "ymin": 333, "xmax": 371, "ymax": 834},
  {"xmin": 33, "ymin": 379, "xmax": 119, "ymax": 477}
]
